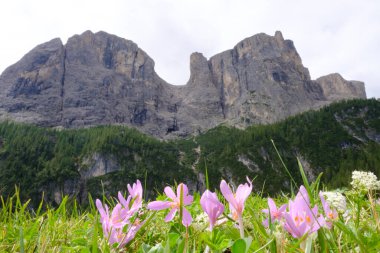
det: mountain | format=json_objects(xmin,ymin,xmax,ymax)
[
  {"xmin": 0, "ymin": 99, "xmax": 378, "ymax": 205},
  {"xmin": 0, "ymin": 31, "xmax": 366, "ymax": 138}
]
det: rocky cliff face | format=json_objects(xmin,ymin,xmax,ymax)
[{"xmin": 0, "ymin": 31, "xmax": 366, "ymax": 138}]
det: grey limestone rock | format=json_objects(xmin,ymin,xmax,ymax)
[
  {"xmin": 0, "ymin": 30, "xmax": 366, "ymax": 138},
  {"xmin": 316, "ymin": 73, "xmax": 366, "ymax": 100},
  {"xmin": 0, "ymin": 38, "xmax": 65, "ymax": 125}
]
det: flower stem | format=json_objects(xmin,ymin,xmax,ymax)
[
  {"xmin": 179, "ymin": 184, "xmax": 184, "ymax": 226},
  {"xmin": 368, "ymin": 190, "xmax": 380, "ymax": 231},
  {"xmin": 184, "ymin": 226, "xmax": 189, "ymax": 253},
  {"xmin": 238, "ymin": 214, "xmax": 245, "ymax": 238},
  {"xmin": 300, "ymin": 240, "xmax": 306, "ymax": 251}
]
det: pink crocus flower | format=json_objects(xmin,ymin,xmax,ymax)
[
  {"xmin": 148, "ymin": 183, "xmax": 193, "ymax": 226},
  {"xmin": 319, "ymin": 192, "xmax": 338, "ymax": 229},
  {"xmin": 96, "ymin": 199, "xmax": 144, "ymax": 248},
  {"xmin": 117, "ymin": 192, "xmax": 137, "ymax": 215},
  {"xmin": 117, "ymin": 180, "xmax": 143, "ymax": 216},
  {"xmin": 262, "ymin": 198, "xmax": 287, "ymax": 227},
  {"xmin": 108, "ymin": 220, "xmax": 143, "ymax": 248},
  {"xmin": 127, "ymin": 179, "xmax": 143, "ymax": 209},
  {"xmin": 200, "ymin": 190, "xmax": 225, "ymax": 230},
  {"xmin": 220, "ymin": 177, "xmax": 252, "ymax": 237},
  {"xmin": 283, "ymin": 186, "xmax": 325, "ymax": 238},
  {"xmin": 109, "ymin": 203, "xmax": 131, "ymax": 229},
  {"xmin": 96, "ymin": 200, "xmax": 132, "ymax": 234},
  {"xmin": 96, "ymin": 199, "xmax": 111, "ymax": 237},
  {"xmin": 96, "ymin": 180, "xmax": 145, "ymax": 248},
  {"xmin": 114, "ymin": 179, "xmax": 143, "ymax": 220}
]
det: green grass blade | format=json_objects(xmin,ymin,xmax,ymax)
[
  {"xmin": 311, "ymin": 172, "xmax": 323, "ymax": 195},
  {"xmin": 297, "ymin": 158, "xmax": 313, "ymax": 203},
  {"xmin": 91, "ymin": 215, "xmax": 99, "ymax": 253},
  {"xmin": 271, "ymin": 140, "xmax": 298, "ymax": 188},
  {"xmin": 19, "ymin": 226, "xmax": 25, "ymax": 253},
  {"xmin": 35, "ymin": 192, "xmax": 45, "ymax": 217},
  {"xmin": 205, "ymin": 163, "xmax": 209, "ymax": 190}
]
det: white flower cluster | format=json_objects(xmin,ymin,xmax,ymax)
[
  {"xmin": 321, "ymin": 191, "xmax": 347, "ymax": 213},
  {"xmin": 351, "ymin": 170, "xmax": 380, "ymax": 192},
  {"xmin": 192, "ymin": 212, "xmax": 209, "ymax": 231}
]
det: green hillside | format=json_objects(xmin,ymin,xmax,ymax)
[
  {"xmin": 0, "ymin": 99, "xmax": 379, "ymax": 206},
  {"xmin": 191, "ymin": 99, "xmax": 380, "ymax": 193}
]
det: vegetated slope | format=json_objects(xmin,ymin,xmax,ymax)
[
  {"xmin": 191, "ymin": 98, "xmax": 380, "ymax": 194},
  {"xmin": 0, "ymin": 99, "xmax": 378, "ymax": 206},
  {"xmin": 0, "ymin": 124, "xmax": 195, "ymax": 205}
]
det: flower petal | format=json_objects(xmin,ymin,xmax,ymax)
[
  {"xmin": 147, "ymin": 201, "xmax": 172, "ymax": 210},
  {"xmin": 296, "ymin": 185, "xmax": 310, "ymax": 205},
  {"xmin": 220, "ymin": 180, "xmax": 238, "ymax": 210},
  {"xmin": 235, "ymin": 183, "xmax": 251, "ymax": 204},
  {"xmin": 298, "ymin": 221, "xmax": 309, "ymax": 237},
  {"xmin": 182, "ymin": 207, "xmax": 192, "ymax": 226},
  {"xmin": 200, "ymin": 190, "xmax": 211, "ymax": 212},
  {"xmin": 235, "ymin": 178, "xmax": 252, "ymax": 210},
  {"xmin": 284, "ymin": 213, "xmax": 302, "ymax": 238},
  {"xmin": 184, "ymin": 195, "xmax": 194, "ymax": 206},
  {"xmin": 136, "ymin": 180, "xmax": 143, "ymax": 197},
  {"xmin": 319, "ymin": 192, "xmax": 331, "ymax": 216},
  {"xmin": 268, "ymin": 198, "xmax": 277, "ymax": 212},
  {"xmin": 262, "ymin": 218, "xmax": 269, "ymax": 228},
  {"xmin": 165, "ymin": 208, "xmax": 177, "ymax": 222},
  {"xmin": 122, "ymin": 223, "xmax": 142, "ymax": 246},
  {"xmin": 201, "ymin": 190, "xmax": 224, "ymax": 229},
  {"xmin": 279, "ymin": 204, "xmax": 287, "ymax": 213},
  {"xmin": 96, "ymin": 199, "xmax": 106, "ymax": 217},
  {"xmin": 127, "ymin": 184, "xmax": 133, "ymax": 196},
  {"xmin": 128, "ymin": 179, "xmax": 143, "ymax": 200},
  {"xmin": 164, "ymin": 186, "xmax": 177, "ymax": 200},
  {"xmin": 118, "ymin": 191, "xmax": 131, "ymax": 209},
  {"xmin": 110, "ymin": 204, "xmax": 126, "ymax": 228},
  {"xmin": 312, "ymin": 216, "xmax": 325, "ymax": 231},
  {"xmin": 177, "ymin": 183, "xmax": 189, "ymax": 198}
]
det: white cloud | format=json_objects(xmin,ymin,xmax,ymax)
[{"xmin": 0, "ymin": 0, "xmax": 379, "ymax": 97}]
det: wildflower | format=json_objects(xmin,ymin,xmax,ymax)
[
  {"xmin": 96, "ymin": 179, "xmax": 144, "ymax": 248},
  {"xmin": 117, "ymin": 180, "xmax": 143, "ymax": 216},
  {"xmin": 109, "ymin": 203, "xmax": 131, "ymax": 228},
  {"xmin": 319, "ymin": 192, "xmax": 338, "ymax": 229},
  {"xmin": 283, "ymin": 186, "xmax": 325, "ymax": 238},
  {"xmin": 96, "ymin": 199, "xmax": 143, "ymax": 247},
  {"xmin": 96, "ymin": 201, "xmax": 133, "ymax": 230},
  {"xmin": 320, "ymin": 191, "xmax": 346, "ymax": 213},
  {"xmin": 351, "ymin": 170, "xmax": 380, "ymax": 193},
  {"xmin": 200, "ymin": 190, "xmax": 225, "ymax": 230},
  {"xmin": 220, "ymin": 177, "xmax": 252, "ymax": 237},
  {"xmin": 96, "ymin": 199, "xmax": 111, "ymax": 237},
  {"xmin": 262, "ymin": 198, "xmax": 287, "ymax": 227},
  {"xmin": 127, "ymin": 179, "xmax": 143, "ymax": 209},
  {"xmin": 108, "ymin": 220, "xmax": 143, "ymax": 248},
  {"xmin": 148, "ymin": 183, "xmax": 193, "ymax": 226},
  {"xmin": 117, "ymin": 192, "xmax": 139, "ymax": 217},
  {"xmin": 192, "ymin": 212, "xmax": 209, "ymax": 231}
]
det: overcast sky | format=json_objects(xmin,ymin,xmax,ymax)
[{"xmin": 1, "ymin": 0, "xmax": 379, "ymax": 98}]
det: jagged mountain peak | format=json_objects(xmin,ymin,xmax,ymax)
[{"xmin": 0, "ymin": 31, "xmax": 366, "ymax": 138}]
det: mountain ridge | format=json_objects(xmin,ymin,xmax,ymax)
[{"xmin": 0, "ymin": 30, "xmax": 366, "ymax": 138}]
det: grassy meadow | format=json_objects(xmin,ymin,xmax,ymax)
[{"xmin": 1, "ymin": 163, "xmax": 380, "ymax": 253}]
